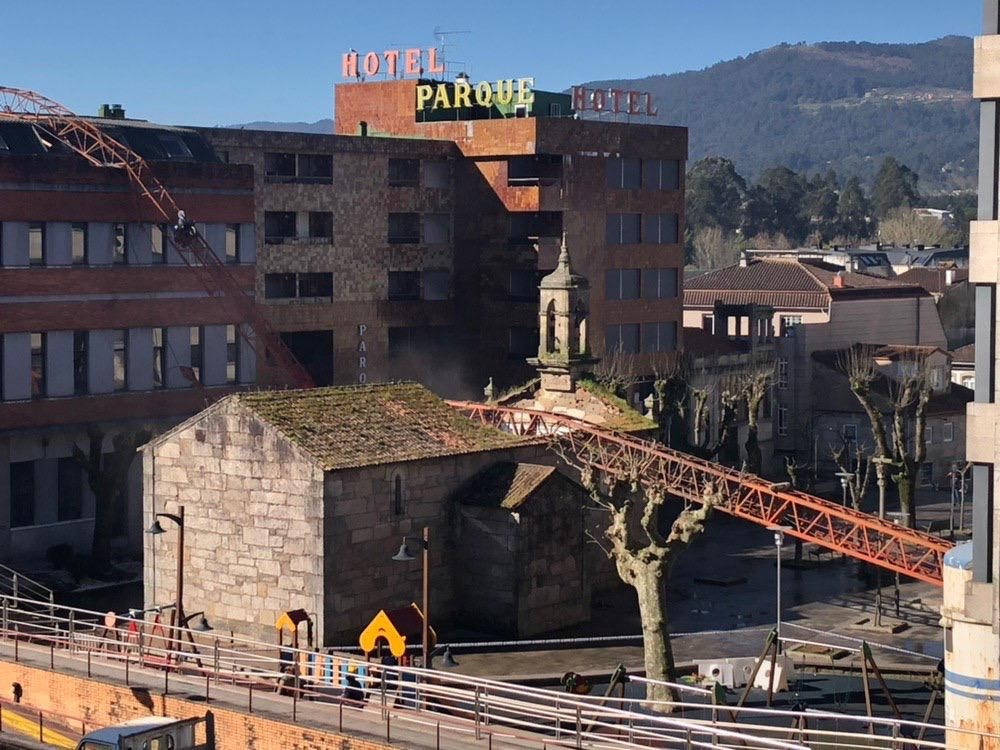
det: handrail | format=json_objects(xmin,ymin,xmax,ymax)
[
  {"xmin": 0, "ymin": 593, "xmax": 987, "ymax": 750},
  {"xmin": 446, "ymin": 401, "xmax": 952, "ymax": 585},
  {"xmin": 0, "ymin": 563, "xmax": 53, "ymax": 603}
]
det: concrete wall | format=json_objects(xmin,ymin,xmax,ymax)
[{"xmin": 143, "ymin": 399, "xmax": 326, "ymax": 642}]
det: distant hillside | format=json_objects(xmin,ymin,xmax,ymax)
[
  {"xmin": 583, "ymin": 36, "xmax": 976, "ymax": 191},
  {"xmin": 229, "ymin": 37, "xmax": 976, "ymax": 192},
  {"xmin": 228, "ymin": 119, "xmax": 332, "ymax": 134}
]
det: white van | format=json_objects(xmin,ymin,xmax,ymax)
[{"xmin": 75, "ymin": 716, "xmax": 209, "ymax": 750}]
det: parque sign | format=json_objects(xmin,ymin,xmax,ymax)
[{"xmin": 416, "ymin": 78, "xmax": 535, "ymax": 111}]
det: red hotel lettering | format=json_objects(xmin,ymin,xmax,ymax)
[
  {"xmin": 384, "ymin": 50, "xmax": 400, "ymax": 77},
  {"xmin": 427, "ymin": 47, "xmax": 445, "ymax": 75},
  {"xmin": 343, "ymin": 47, "xmax": 447, "ymax": 80},
  {"xmin": 404, "ymin": 48, "xmax": 421, "ymax": 75},
  {"xmin": 570, "ymin": 86, "xmax": 657, "ymax": 117},
  {"xmin": 363, "ymin": 52, "xmax": 380, "ymax": 77}
]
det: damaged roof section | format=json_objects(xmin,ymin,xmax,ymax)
[
  {"xmin": 236, "ymin": 382, "xmax": 524, "ymax": 471},
  {"xmin": 453, "ymin": 462, "xmax": 564, "ymax": 510}
]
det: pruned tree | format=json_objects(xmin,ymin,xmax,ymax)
[
  {"xmin": 555, "ymin": 442, "xmax": 722, "ymax": 709},
  {"xmin": 840, "ymin": 345, "xmax": 931, "ymax": 527},
  {"xmin": 592, "ymin": 347, "xmax": 639, "ymax": 400},
  {"xmin": 739, "ymin": 362, "xmax": 775, "ymax": 475},
  {"xmin": 829, "ymin": 438, "xmax": 873, "ymax": 511},
  {"xmin": 73, "ymin": 426, "xmax": 151, "ymax": 564}
]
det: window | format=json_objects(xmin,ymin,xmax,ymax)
[
  {"xmin": 73, "ymin": 331, "xmax": 88, "ymax": 396},
  {"xmin": 548, "ymin": 102, "xmax": 562, "ymax": 116},
  {"xmin": 226, "ymin": 325, "xmax": 239, "ymax": 385},
  {"xmin": 28, "ymin": 223, "xmax": 45, "ymax": 266},
  {"xmin": 393, "ymin": 475, "xmax": 405, "ymax": 516},
  {"xmin": 606, "ymin": 213, "xmax": 641, "ymax": 245},
  {"xmin": 57, "ymin": 457, "xmax": 83, "ymax": 522},
  {"xmin": 308, "ymin": 212, "xmax": 333, "ymax": 240},
  {"xmin": 151, "ymin": 225, "xmax": 167, "ymax": 264},
  {"xmin": 777, "ymin": 359, "xmax": 788, "ymax": 389},
  {"xmin": 264, "ymin": 273, "xmax": 297, "ymax": 299},
  {"xmin": 298, "ymin": 272, "xmax": 333, "ymax": 298},
  {"xmin": 643, "ymin": 213, "xmax": 679, "ymax": 244},
  {"xmin": 297, "ymin": 154, "xmax": 333, "ymax": 181},
  {"xmin": 930, "ymin": 369, "xmax": 944, "ymax": 389},
  {"xmin": 71, "ymin": 223, "xmax": 87, "ymax": 265},
  {"xmin": 9, "ymin": 461, "xmax": 34, "ymax": 528},
  {"xmin": 423, "ymin": 161, "xmax": 450, "ymax": 189},
  {"xmin": 509, "ymin": 327, "xmax": 539, "ymax": 358},
  {"xmin": 509, "ymin": 269, "xmax": 540, "ymax": 300},
  {"xmin": 641, "ymin": 268, "xmax": 678, "ymax": 299},
  {"xmin": 264, "ymin": 211, "xmax": 296, "ymax": 242},
  {"xmin": 641, "ymin": 322, "xmax": 677, "ymax": 353},
  {"xmin": 157, "ymin": 133, "xmax": 193, "ymax": 159},
  {"xmin": 112, "ymin": 223, "xmax": 127, "ymax": 265},
  {"xmin": 919, "ymin": 462, "xmax": 933, "ymax": 486},
  {"xmin": 962, "ymin": 375, "xmax": 975, "ymax": 389},
  {"xmin": 779, "ymin": 316, "xmax": 802, "ymax": 336},
  {"xmin": 842, "ymin": 423, "xmax": 858, "ymax": 442},
  {"xmin": 388, "ymin": 213, "xmax": 420, "ymax": 244},
  {"xmin": 388, "ymin": 271, "xmax": 420, "ymax": 301},
  {"xmin": 702, "ymin": 314, "xmax": 714, "ymax": 333},
  {"xmin": 642, "ymin": 159, "xmax": 680, "ymax": 190},
  {"xmin": 926, "ymin": 424, "xmax": 934, "ymax": 444},
  {"xmin": 264, "ymin": 152, "xmax": 296, "ymax": 177},
  {"xmin": 605, "ymin": 323, "xmax": 639, "ymax": 355},
  {"xmin": 943, "ymin": 421, "xmax": 954, "ymax": 442},
  {"xmin": 152, "ymin": 328, "xmax": 167, "ymax": 388},
  {"xmin": 112, "ymin": 330, "xmax": 127, "ymax": 391},
  {"xmin": 422, "ymin": 270, "xmax": 451, "ymax": 301},
  {"xmin": 606, "ymin": 157, "xmax": 641, "ymax": 189},
  {"xmin": 605, "ymin": 269, "xmax": 640, "ymax": 301},
  {"xmin": 190, "ymin": 327, "xmax": 202, "ymax": 383},
  {"xmin": 225, "ymin": 224, "xmax": 240, "ymax": 263},
  {"xmin": 388, "ymin": 158, "xmax": 420, "ymax": 187},
  {"xmin": 777, "ymin": 407, "xmax": 788, "ymax": 436},
  {"xmin": 30, "ymin": 333, "xmax": 45, "ymax": 399},
  {"xmin": 423, "ymin": 213, "xmax": 451, "ymax": 244}
]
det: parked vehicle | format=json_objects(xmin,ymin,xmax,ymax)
[{"xmin": 76, "ymin": 716, "xmax": 210, "ymax": 750}]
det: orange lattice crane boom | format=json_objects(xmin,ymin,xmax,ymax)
[
  {"xmin": 448, "ymin": 401, "xmax": 953, "ymax": 585},
  {"xmin": 0, "ymin": 86, "xmax": 314, "ymax": 390}
]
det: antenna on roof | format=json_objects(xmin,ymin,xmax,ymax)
[{"xmin": 433, "ymin": 26, "xmax": 470, "ymax": 80}]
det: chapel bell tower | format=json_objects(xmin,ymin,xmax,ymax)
[{"xmin": 529, "ymin": 234, "xmax": 596, "ymax": 393}]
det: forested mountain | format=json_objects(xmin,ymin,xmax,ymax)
[{"xmin": 583, "ymin": 36, "xmax": 975, "ymax": 191}]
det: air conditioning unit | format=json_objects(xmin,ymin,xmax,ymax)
[
  {"xmin": 753, "ymin": 655, "xmax": 794, "ymax": 692},
  {"xmin": 696, "ymin": 661, "xmax": 736, "ymax": 688}
]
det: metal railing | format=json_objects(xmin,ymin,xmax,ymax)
[
  {"xmin": 0, "ymin": 594, "xmax": 993, "ymax": 749},
  {"xmin": 0, "ymin": 564, "xmax": 53, "ymax": 608}
]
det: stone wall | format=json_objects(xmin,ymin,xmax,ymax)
[
  {"xmin": 454, "ymin": 473, "xmax": 591, "ymax": 637},
  {"xmin": 143, "ymin": 398, "xmax": 326, "ymax": 643},
  {"xmin": 321, "ymin": 442, "xmax": 556, "ymax": 644}
]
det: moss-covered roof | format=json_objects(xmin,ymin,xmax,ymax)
[
  {"xmin": 575, "ymin": 380, "xmax": 658, "ymax": 432},
  {"xmin": 237, "ymin": 382, "xmax": 522, "ymax": 471}
]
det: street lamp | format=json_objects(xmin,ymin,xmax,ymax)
[
  {"xmin": 392, "ymin": 526, "xmax": 430, "ymax": 669},
  {"xmin": 768, "ymin": 526, "xmax": 791, "ymax": 651},
  {"xmin": 835, "ymin": 471, "xmax": 854, "ymax": 507},
  {"xmin": 147, "ymin": 505, "xmax": 185, "ymax": 648}
]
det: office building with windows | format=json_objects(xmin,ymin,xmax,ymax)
[
  {"xmin": 0, "ymin": 112, "xmax": 256, "ymax": 560},
  {"xmin": 200, "ymin": 77, "xmax": 687, "ymax": 395}
]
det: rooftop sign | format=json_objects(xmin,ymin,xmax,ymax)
[
  {"xmin": 417, "ymin": 78, "xmax": 535, "ymax": 111},
  {"xmin": 343, "ymin": 47, "xmax": 444, "ymax": 80},
  {"xmin": 572, "ymin": 86, "xmax": 657, "ymax": 116}
]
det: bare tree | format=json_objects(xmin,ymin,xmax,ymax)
[
  {"xmin": 840, "ymin": 346, "xmax": 931, "ymax": 527},
  {"xmin": 877, "ymin": 207, "xmax": 958, "ymax": 248},
  {"xmin": 739, "ymin": 362, "xmax": 775, "ymax": 475},
  {"xmin": 692, "ymin": 226, "xmax": 740, "ymax": 270},
  {"xmin": 592, "ymin": 348, "xmax": 639, "ymax": 400},
  {"xmin": 557, "ymin": 444, "xmax": 722, "ymax": 709},
  {"xmin": 73, "ymin": 426, "xmax": 151, "ymax": 564},
  {"xmin": 829, "ymin": 439, "xmax": 874, "ymax": 511}
]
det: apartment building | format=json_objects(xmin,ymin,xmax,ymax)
[
  {"xmin": 684, "ymin": 257, "xmax": 947, "ymax": 458},
  {"xmin": 0, "ymin": 113, "xmax": 256, "ymax": 561},
  {"xmin": 202, "ymin": 78, "xmax": 687, "ymax": 396}
]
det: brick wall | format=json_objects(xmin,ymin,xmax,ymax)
[{"xmin": 0, "ymin": 659, "xmax": 394, "ymax": 750}]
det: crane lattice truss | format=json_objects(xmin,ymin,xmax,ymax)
[
  {"xmin": 448, "ymin": 402, "xmax": 951, "ymax": 585},
  {"xmin": 0, "ymin": 87, "xmax": 313, "ymax": 390}
]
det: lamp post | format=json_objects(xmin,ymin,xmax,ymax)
[
  {"xmin": 835, "ymin": 471, "xmax": 854, "ymax": 507},
  {"xmin": 392, "ymin": 526, "xmax": 430, "ymax": 669},
  {"xmin": 146, "ymin": 505, "xmax": 185, "ymax": 649},
  {"xmin": 769, "ymin": 526, "xmax": 790, "ymax": 651}
]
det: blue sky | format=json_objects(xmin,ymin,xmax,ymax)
[{"xmin": 1, "ymin": 0, "xmax": 981, "ymax": 126}]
